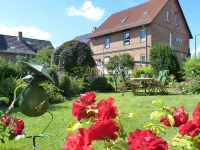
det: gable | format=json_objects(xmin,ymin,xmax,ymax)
[{"xmin": 152, "ymin": 0, "xmax": 192, "ymax": 39}]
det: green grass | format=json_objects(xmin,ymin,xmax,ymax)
[{"xmin": 1, "ymin": 92, "xmax": 200, "ymax": 150}]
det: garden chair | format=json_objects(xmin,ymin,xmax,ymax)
[
  {"xmin": 121, "ymin": 72, "xmax": 137, "ymax": 96},
  {"xmin": 149, "ymin": 71, "xmax": 167, "ymax": 94}
]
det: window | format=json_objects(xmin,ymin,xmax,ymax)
[
  {"xmin": 124, "ymin": 32, "xmax": 130, "ymax": 45},
  {"xmin": 176, "ymin": 37, "xmax": 183, "ymax": 43},
  {"xmin": 140, "ymin": 29, "xmax": 146, "ymax": 42},
  {"xmin": 143, "ymin": 10, "xmax": 150, "ymax": 16},
  {"xmin": 175, "ymin": 14, "xmax": 179, "ymax": 26},
  {"xmin": 140, "ymin": 55, "xmax": 146, "ymax": 62},
  {"xmin": 105, "ymin": 36, "xmax": 110, "ymax": 48},
  {"xmin": 167, "ymin": 11, "xmax": 171, "ymax": 23},
  {"xmin": 170, "ymin": 32, "xmax": 173, "ymax": 48},
  {"xmin": 121, "ymin": 17, "xmax": 128, "ymax": 23}
]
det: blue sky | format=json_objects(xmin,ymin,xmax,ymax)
[{"xmin": 0, "ymin": 0, "xmax": 199, "ymax": 54}]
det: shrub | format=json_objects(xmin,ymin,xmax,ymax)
[
  {"xmin": 182, "ymin": 55, "xmax": 200, "ymax": 80},
  {"xmin": 69, "ymin": 77, "xmax": 83, "ymax": 95},
  {"xmin": 150, "ymin": 44, "xmax": 180, "ymax": 80},
  {"xmin": 46, "ymin": 68, "xmax": 59, "ymax": 87},
  {"xmin": 42, "ymin": 83, "xmax": 67, "ymax": 104},
  {"xmin": 132, "ymin": 66, "xmax": 154, "ymax": 78},
  {"xmin": 0, "ymin": 78, "xmax": 16, "ymax": 101},
  {"xmin": 90, "ymin": 77, "xmax": 114, "ymax": 92},
  {"xmin": 59, "ymin": 74, "xmax": 71, "ymax": 97}
]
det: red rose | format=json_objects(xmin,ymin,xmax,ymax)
[
  {"xmin": 193, "ymin": 102, "xmax": 200, "ymax": 124},
  {"xmin": 1, "ymin": 115, "xmax": 11, "ymax": 126},
  {"xmin": 179, "ymin": 120, "xmax": 200, "ymax": 137},
  {"xmin": 72, "ymin": 100, "xmax": 88, "ymax": 121},
  {"xmin": 72, "ymin": 100, "xmax": 97, "ymax": 121},
  {"xmin": 160, "ymin": 106, "xmax": 188, "ymax": 127},
  {"xmin": 62, "ymin": 128, "xmax": 92, "ymax": 150},
  {"xmin": 87, "ymin": 119, "xmax": 119, "ymax": 143},
  {"xmin": 80, "ymin": 91, "xmax": 96, "ymax": 105},
  {"xmin": 128, "ymin": 129, "xmax": 168, "ymax": 150},
  {"xmin": 12, "ymin": 119, "xmax": 24, "ymax": 135},
  {"xmin": 96, "ymin": 97, "xmax": 118, "ymax": 120}
]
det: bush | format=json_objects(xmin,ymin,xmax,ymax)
[
  {"xmin": 69, "ymin": 77, "xmax": 83, "ymax": 95},
  {"xmin": 90, "ymin": 77, "xmax": 114, "ymax": 92},
  {"xmin": 59, "ymin": 74, "xmax": 71, "ymax": 97},
  {"xmin": 46, "ymin": 68, "xmax": 59, "ymax": 87},
  {"xmin": 42, "ymin": 83, "xmax": 67, "ymax": 104},
  {"xmin": 0, "ymin": 58, "xmax": 18, "ymax": 80},
  {"xmin": 150, "ymin": 44, "xmax": 180, "ymax": 80},
  {"xmin": 132, "ymin": 66, "xmax": 154, "ymax": 78},
  {"xmin": 182, "ymin": 55, "xmax": 200, "ymax": 80}
]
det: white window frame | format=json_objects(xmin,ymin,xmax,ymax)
[
  {"xmin": 167, "ymin": 10, "xmax": 171, "ymax": 23},
  {"xmin": 104, "ymin": 36, "xmax": 110, "ymax": 49},
  {"xmin": 170, "ymin": 32, "xmax": 173, "ymax": 48},
  {"xmin": 175, "ymin": 14, "xmax": 179, "ymax": 26},
  {"xmin": 140, "ymin": 55, "xmax": 146, "ymax": 62},
  {"xmin": 140, "ymin": 29, "xmax": 146, "ymax": 42},
  {"xmin": 124, "ymin": 31, "xmax": 130, "ymax": 45}
]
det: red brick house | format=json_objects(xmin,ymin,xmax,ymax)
[{"xmin": 90, "ymin": 0, "xmax": 192, "ymax": 69}]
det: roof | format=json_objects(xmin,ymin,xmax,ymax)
[
  {"xmin": 91, "ymin": 0, "xmax": 192, "ymax": 39},
  {"xmin": 0, "ymin": 34, "xmax": 54, "ymax": 54},
  {"xmin": 73, "ymin": 33, "xmax": 91, "ymax": 43}
]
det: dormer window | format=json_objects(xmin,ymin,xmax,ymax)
[
  {"xmin": 175, "ymin": 14, "xmax": 179, "ymax": 26},
  {"xmin": 105, "ymin": 36, "xmax": 110, "ymax": 49},
  {"xmin": 167, "ymin": 10, "xmax": 171, "ymax": 23},
  {"xmin": 124, "ymin": 31, "xmax": 130, "ymax": 45}
]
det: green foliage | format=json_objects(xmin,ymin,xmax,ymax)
[
  {"xmin": 69, "ymin": 77, "xmax": 83, "ymax": 95},
  {"xmin": 0, "ymin": 58, "xmax": 18, "ymax": 81},
  {"xmin": 66, "ymin": 66, "xmax": 88, "ymax": 79},
  {"xmin": 46, "ymin": 68, "xmax": 59, "ymax": 87},
  {"xmin": 30, "ymin": 46, "xmax": 54, "ymax": 68},
  {"xmin": 150, "ymin": 44, "xmax": 180, "ymax": 79},
  {"xmin": 59, "ymin": 74, "xmax": 71, "ymax": 97},
  {"xmin": 0, "ymin": 78, "xmax": 16, "ymax": 101},
  {"xmin": 54, "ymin": 40, "xmax": 95, "ymax": 71},
  {"xmin": 182, "ymin": 55, "xmax": 200, "ymax": 79},
  {"xmin": 105, "ymin": 54, "xmax": 134, "ymax": 90},
  {"xmin": 187, "ymin": 48, "xmax": 191, "ymax": 58},
  {"xmin": 90, "ymin": 77, "xmax": 114, "ymax": 92},
  {"xmin": 42, "ymin": 83, "xmax": 66, "ymax": 104},
  {"xmin": 132, "ymin": 66, "xmax": 154, "ymax": 78}
]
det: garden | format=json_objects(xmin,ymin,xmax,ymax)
[{"xmin": 0, "ymin": 42, "xmax": 200, "ymax": 150}]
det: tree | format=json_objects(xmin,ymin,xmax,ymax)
[
  {"xmin": 187, "ymin": 48, "xmax": 191, "ymax": 58},
  {"xmin": 54, "ymin": 40, "xmax": 95, "ymax": 71},
  {"xmin": 150, "ymin": 44, "xmax": 180, "ymax": 79},
  {"xmin": 105, "ymin": 53, "xmax": 134, "ymax": 91},
  {"xmin": 30, "ymin": 46, "xmax": 54, "ymax": 68}
]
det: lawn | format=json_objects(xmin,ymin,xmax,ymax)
[{"xmin": 1, "ymin": 92, "xmax": 200, "ymax": 150}]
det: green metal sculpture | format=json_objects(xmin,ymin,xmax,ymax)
[{"xmin": 6, "ymin": 62, "xmax": 54, "ymax": 150}]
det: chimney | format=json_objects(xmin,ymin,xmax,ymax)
[
  {"xmin": 92, "ymin": 27, "xmax": 97, "ymax": 33},
  {"xmin": 18, "ymin": 31, "xmax": 23, "ymax": 41}
]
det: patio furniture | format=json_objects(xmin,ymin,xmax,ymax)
[
  {"xmin": 121, "ymin": 72, "xmax": 138, "ymax": 96},
  {"xmin": 149, "ymin": 71, "xmax": 168, "ymax": 94},
  {"xmin": 130, "ymin": 78, "xmax": 154, "ymax": 95}
]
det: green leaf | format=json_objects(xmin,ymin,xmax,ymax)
[
  {"xmin": 167, "ymin": 114, "xmax": 175, "ymax": 126},
  {"xmin": 67, "ymin": 121, "xmax": 82, "ymax": 132},
  {"xmin": 152, "ymin": 100, "xmax": 163, "ymax": 106},
  {"xmin": 0, "ymin": 97, "xmax": 9, "ymax": 104},
  {"xmin": 144, "ymin": 122, "xmax": 154, "ymax": 129},
  {"xmin": 126, "ymin": 113, "xmax": 139, "ymax": 118},
  {"xmin": 150, "ymin": 111, "xmax": 164, "ymax": 120},
  {"xmin": 86, "ymin": 109, "xmax": 98, "ymax": 114}
]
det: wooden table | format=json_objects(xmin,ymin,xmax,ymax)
[{"xmin": 130, "ymin": 78, "xmax": 154, "ymax": 95}]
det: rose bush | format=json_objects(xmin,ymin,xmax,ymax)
[{"xmin": 64, "ymin": 92, "xmax": 170, "ymax": 150}]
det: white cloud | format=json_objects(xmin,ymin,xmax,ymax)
[
  {"xmin": 66, "ymin": 1, "xmax": 105, "ymax": 21},
  {"xmin": 0, "ymin": 24, "xmax": 51, "ymax": 40},
  {"xmin": 191, "ymin": 48, "xmax": 200, "ymax": 57}
]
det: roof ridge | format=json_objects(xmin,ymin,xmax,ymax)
[{"xmin": 112, "ymin": 0, "xmax": 150, "ymax": 15}]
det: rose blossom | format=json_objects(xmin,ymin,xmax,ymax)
[
  {"xmin": 80, "ymin": 91, "xmax": 96, "ymax": 105},
  {"xmin": 72, "ymin": 100, "xmax": 97, "ymax": 121},
  {"xmin": 96, "ymin": 97, "xmax": 118, "ymax": 120},
  {"xmin": 192, "ymin": 102, "xmax": 200, "ymax": 124},
  {"xmin": 62, "ymin": 128, "xmax": 92, "ymax": 150},
  {"xmin": 87, "ymin": 119, "xmax": 119, "ymax": 143},
  {"xmin": 12, "ymin": 119, "xmax": 24, "ymax": 135},
  {"xmin": 160, "ymin": 106, "xmax": 188, "ymax": 127},
  {"xmin": 128, "ymin": 129, "xmax": 168, "ymax": 150},
  {"xmin": 1, "ymin": 115, "xmax": 11, "ymax": 126}
]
